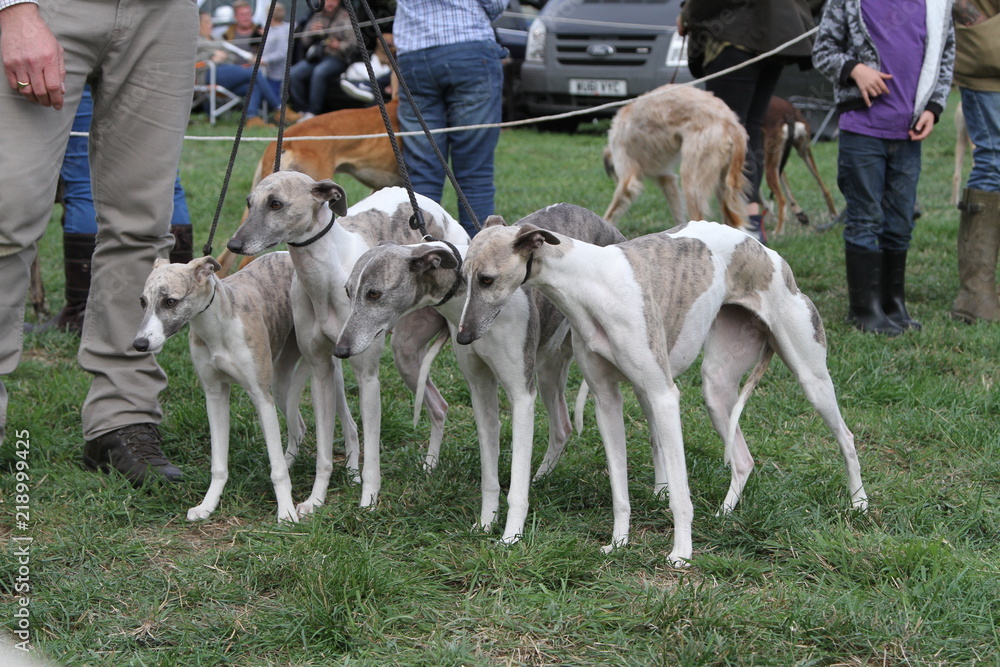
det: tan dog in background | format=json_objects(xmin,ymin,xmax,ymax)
[{"xmin": 602, "ymin": 84, "xmax": 749, "ymax": 229}]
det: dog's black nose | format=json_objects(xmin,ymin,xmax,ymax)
[
  {"xmin": 333, "ymin": 344, "xmax": 351, "ymax": 359},
  {"xmin": 226, "ymin": 238, "xmax": 244, "ymax": 254},
  {"xmin": 133, "ymin": 338, "xmax": 149, "ymax": 352},
  {"xmin": 455, "ymin": 330, "xmax": 475, "ymax": 346}
]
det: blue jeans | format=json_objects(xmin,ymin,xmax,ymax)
[
  {"xmin": 398, "ymin": 40, "xmax": 505, "ymax": 237},
  {"xmin": 959, "ymin": 86, "xmax": 1000, "ymax": 193},
  {"xmin": 214, "ymin": 63, "xmax": 283, "ymax": 119},
  {"xmin": 837, "ymin": 130, "xmax": 921, "ymax": 252},
  {"xmin": 63, "ymin": 87, "xmax": 189, "ymax": 234},
  {"xmin": 289, "ymin": 54, "xmax": 349, "ymax": 114}
]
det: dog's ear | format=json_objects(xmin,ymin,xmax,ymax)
[
  {"xmin": 312, "ymin": 179, "xmax": 349, "ymax": 217},
  {"xmin": 153, "ymin": 257, "xmax": 170, "ymax": 269},
  {"xmin": 193, "ymin": 256, "xmax": 222, "ymax": 283},
  {"xmin": 409, "ymin": 246, "xmax": 458, "ymax": 273},
  {"xmin": 513, "ymin": 223, "xmax": 560, "ymax": 253},
  {"xmin": 484, "ymin": 215, "xmax": 507, "ymax": 228}
]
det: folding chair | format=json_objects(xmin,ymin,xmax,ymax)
[{"xmin": 193, "ymin": 59, "xmax": 243, "ymax": 125}]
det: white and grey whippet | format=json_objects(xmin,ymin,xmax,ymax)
[
  {"xmin": 226, "ymin": 174, "xmax": 469, "ymax": 514},
  {"xmin": 334, "ymin": 204, "xmax": 626, "ymax": 544},
  {"xmin": 457, "ymin": 216, "xmax": 869, "ymax": 566},
  {"xmin": 133, "ymin": 253, "xmax": 309, "ymax": 522}
]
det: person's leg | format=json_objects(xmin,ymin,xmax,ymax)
[
  {"xmin": 308, "ymin": 54, "xmax": 348, "ymax": 114},
  {"xmin": 80, "ymin": 0, "xmax": 198, "ymax": 460},
  {"xmin": 0, "ymin": 0, "xmax": 95, "ymax": 448},
  {"xmin": 289, "ymin": 59, "xmax": 313, "ymax": 113},
  {"xmin": 879, "ymin": 139, "xmax": 922, "ymax": 330},
  {"xmin": 439, "ymin": 41, "xmax": 504, "ymax": 236},
  {"xmin": 398, "ymin": 47, "xmax": 449, "ymax": 207},
  {"xmin": 213, "ymin": 64, "xmax": 252, "ymax": 97},
  {"xmin": 170, "ymin": 174, "xmax": 193, "ymax": 263},
  {"xmin": 837, "ymin": 131, "xmax": 903, "ymax": 335},
  {"xmin": 952, "ymin": 87, "xmax": 1000, "ymax": 321}
]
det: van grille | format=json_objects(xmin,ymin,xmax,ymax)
[{"xmin": 554, "ymin": 33, "xmax": 661, "ymax": 67}]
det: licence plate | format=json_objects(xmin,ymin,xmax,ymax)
[{"xmin": 569, "ymin": 79, "xmax": 627, "ymax": 97}]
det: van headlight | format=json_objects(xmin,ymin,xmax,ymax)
[
  {"xmin": 526, "ymin": 18, "xmax": 546, "ymax": 63},
  {"xmin": 665, "ymin": 30, "xmax": 688, "ymax": 68}
]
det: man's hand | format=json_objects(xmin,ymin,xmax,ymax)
[
  {"xmin": 908, "ymin": 110, "xmax": 936, "ymax": 141},
  {"xmin": 850, "ymin": 63, "xmax": 892, "ymax": 107},
  {"xmin": 0, "ymin": 3, "xmax": 66, "ymax": 109}
]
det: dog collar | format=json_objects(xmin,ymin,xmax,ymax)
[
  {"xmin": 432, "ymin": 238, "xmax": 464, "ymax": 308},
  {"xmin": 288, "ymin": 217, "xmax": 336, "ymax": 248},
  {"xmin": 197, "ymin": 284, "xmax": 217, "ymax": 315}
]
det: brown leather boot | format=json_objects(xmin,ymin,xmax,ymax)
[
  {"xmin": 169, "ymin": 224, "xmax": 194, "ymax": 264},
  {"xmin": 83, "ymin": 423, "xmax": 183, "ymax": 486},
  {"xmin": 25, "ymin": 232, "xmax": 94, "ymax": 335},
  {"xmin": 951, "ymin": 188, "xmax": 1000, "ymax": 323}
]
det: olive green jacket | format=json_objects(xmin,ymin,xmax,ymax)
[{"xmin": 954, "ymin": 0, "xmax": 1000, "ymax": 92}]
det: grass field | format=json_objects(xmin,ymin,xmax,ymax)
[{"xmin": 2, "ymin": 92, "xmax": 998, "ymax": 666}]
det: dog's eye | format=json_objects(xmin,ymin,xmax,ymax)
[
  {"xmin": 479, "ymin": 276, "xmax": 494, "ymax": 287},
  {"xmin": 269, "ymin": 199, "xmax": 283, "ymax": 211},
  {"xmin": 163, "ymin": 298, "xmax": 178, "ymax": 308},
  {"xmin": 139, "ymin": 296, "xmax": 147, "ymax": 309},
  {"xmin": 366, "ymin": 289, "xmax": 382, "ymax": 301}
]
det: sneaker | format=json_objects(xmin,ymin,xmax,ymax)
[
  {"xmin": 83, "ymin": 423, "xmax": 183, "ymax": 486},
  {"xmin": 295, "ymin": 111, "xmax": 316, "ymax": 124},
  {"xmin": 742, "ymin": 214, "xmax": 768, "ymax": 246},
  {"xmin": 280, "ymin": 108, "xmax": 303, "ymax": 123},
  {"xmin": 340, "ymin": 78, "xmax": 375, "ymax": 103}
]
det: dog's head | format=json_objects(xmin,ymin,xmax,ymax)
[
  {"xmin": 227, "ymin": 172, "xmax": 348, "ymax": 256},
  {"xmin": 334, "ymin": 241, "xmax": 460, "ymax": 359},
  {"xmin": 133, "ymin": 256, "xmax": 221, "ymax": 353},
  {"xmin": 457, "ymin": 216, "xmax": 560, "ymax": 345}
]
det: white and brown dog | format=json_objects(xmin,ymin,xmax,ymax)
[
  {"xmin": 457, "ymin": 215, "xmax": 868, "ymax": 565},
  {"xmin": 133, "ymin": 252, "xmax": 309, "ymax": 522},
  {"xmin": 226, "ymin": 174, "xmax": 469, "ymax": 514},
  {"xmin": 334, "ymin": 204, "xmax": 626, "ymax": 544}
]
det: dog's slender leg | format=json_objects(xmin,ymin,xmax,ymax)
[
  {"xmin": 272, "ymin": 342, "xmax": 308, "ymax": 466},
  {"xmin": 390, "ymin": 307, "xmax": 450, "ymax": 472},
  {"xmin": 333, "ymin": 360, "xmax": 360, "ymax": 475},
  {"xmin": 455, "ymin": 348, "xmax": 502, "ymax": 532},
  {"xmin": 248, "ymin": 388, "xmax": 299, "ymax": 522},
  {"xmin": 799, "ymin": 145, "xmax": 838, "ymax": 218},
  {"xmin": 297, "ymin": 358, "xmax": 339, "ymax": 516},
  {"xmin": 532, "ymin": 338, "xmax": 574, "ymax": 480},
  {"xmin": 500, "ymin": 386, "xmax": 538, "ymax": 545},
  {"xmin": 701, "ymin": 307, "xmax": 766, "ymax": 514},
  {"xmin": 188, "ymin": 380, "xmax": 232, "ymax": 521},
  {"xmin": 764, "ymin": 138, "xmax": 787, "ymax": 234},
  {"xmin": 780, "ymin": 171, "xmax": 808, "ymax": 227},
  {"xmin": 604, "ymin": 172, "xmax": 643, "ymax": 225},
  {"xmin": 637, "ymin": 381, "xmax": 694, "ymax": 566},
  {"xmin": 353, "ymin": 348, "xmax": 385, "ymax": 508}
]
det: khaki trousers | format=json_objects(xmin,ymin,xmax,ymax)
[{"xmin": 0, "ymin": 0, "xmax": 198, "ymax": 444}]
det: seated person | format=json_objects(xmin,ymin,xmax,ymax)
[
  {"xmin": 289, "ymin": 0, "xmax": 357, "ymax": 120},
  {"xmin": 339, "ymin": 51, "xmax": 392, "ymax": 103},
  {"xmin": 197, "ymin": 10, "xmax": 301, "ymax": 126}
]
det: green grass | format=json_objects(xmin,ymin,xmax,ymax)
[{"xmin": 3, "ymin": 92, "xmax": 999, "ymax": 665}]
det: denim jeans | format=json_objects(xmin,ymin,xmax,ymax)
[
  {"xmin": 837, "ymin": 130, "xmax": 921, "ymax": 252},
  {"xmin": 214, "ymin": 63, "xmax": 282, "ymax": 119},
  {"xmin": 398, "ymin": 40, "xmax": 505, "ymax": 237},
  {"xmin": 959, "ymin": 86, "xmax": 1000, "ymax": 193},
  {"xmin": 289, "ymin": 54, "xmax": 349, "ymax": 114},
  {"xmin": 63, "ymin": 87, "xmax": 190, "ymax": 234}
]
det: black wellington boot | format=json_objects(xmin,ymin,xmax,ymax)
[
  {"xmin": 24, "ymin": 232, "xmax": 95, "ymax": 335},
  {"xmin": 881, "ymin": 249, "xmax": 921, "ymax": 331},
  {"xmin": 845, "ymin": 245, "xmax": 905, "ymax": 336},
  {"xmin": 169, "ymin": 224, "xmax": 194, "ymax": 264}
]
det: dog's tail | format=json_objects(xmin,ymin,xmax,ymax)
[
  {"xmin": 723, "ymin": 340, "xmax": 775, "ymax": 466},
  {"xmin": 574, "ymin": 379, "xmax": 589, "ymax": 433},
  {"xmin": 721, "ymin": 123, "xmax": 751, "ymax": 230},
  {"xmin": 413, "ymin": 330, "xmax": 450, "ymax": 426}
]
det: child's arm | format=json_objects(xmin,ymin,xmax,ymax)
[
  {"xmin": 812, "ymin": 0, "xmax": 856, "ymax": 85},
  {"xmin": 849, "ymin": 63, "xmax": 893, "ymax": 107},
  {"xmin": 908, "ymin": 109, "xmax": 936, "ymax": 140}
]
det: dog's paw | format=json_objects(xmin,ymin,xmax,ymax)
[
  {"xmin": 666, "ymin": 551, "xmax": 692, "ymax": 568},
  {"xmin": 422, "ymin": 455, "xmax": 439, "ymax": 474},
  {"xmin": 187, "ymin": 506, "xmax": 213, "ymax": 521},
  {"xmin": 283, "ymin": 452, "xmax": 297, "ymax": 467},
  {"xmin": 277, "ymin": 507, "xmax": 300, "ymax": 524},
  {"xmin": 296, "ymin": 498, "xmax": 323, "ymax": 516},
  {"xmin": 499, "ymin": 532, "xmax": 522, "ymax": 546}
]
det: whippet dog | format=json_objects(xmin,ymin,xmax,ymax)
[
  {"xmin": 133, "ymin": 253, "xmax": 309, "ymax": 522},
  {"xmin": 226, "ymin": 174, "xmax": 469, "ymax": 514},
  {"xmin": 334, "ymin": 204, "xmax": 626, "ymax": 543},
  {"xmin": 457, "ymin": 216, "xmax": 869, "ymax": 566}
]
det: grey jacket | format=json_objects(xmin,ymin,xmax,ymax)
[{"xmin": 812, "ymin": 0, "xmax": 956, "ymax": 126}]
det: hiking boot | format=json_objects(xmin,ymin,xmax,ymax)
[{"xmin": 83, "ymin": 423, "xmax": 183, "ymax": 486}]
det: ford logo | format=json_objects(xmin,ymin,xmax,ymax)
[{"xmin": 587, "ymin": 44, "xmax": 615, "ymax": 57}]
